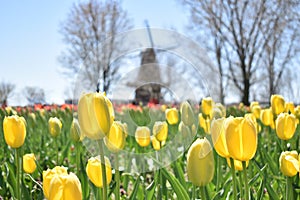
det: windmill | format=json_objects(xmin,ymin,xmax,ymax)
[{"xmin": 127, "ymin": 21, "xmax": 176, "ymax": 105}]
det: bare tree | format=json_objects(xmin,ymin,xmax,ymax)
[
  {"xmin": 59, "ymin": 0, "xmax": 132, "ymax": 92},
  {"xmin": 24, "ymin": 86, "xmax": 45, "ymax": 105},
  {"xmin": 182, "ymin": 0, "xmax": 300, "ymax": 105},
  {"xmin": 0, "ymin": 81, "xmax": 15, "ymax": 106}
]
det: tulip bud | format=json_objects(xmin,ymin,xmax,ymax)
[
  {"xmin": 104, "ymin": 121, "xmax": 126, "ymax": 152},
  {"xmin": 251, "ymin": 105, "xmax": 261, "ymax": 119},
  {"xmin": 5, "ymin": 106, "xmax": 17, "ymax": 115},
  {"xmin": 48, "ymin": 172, "xmax": 82, "ymax": 200},
  {"xmin": 3, "ymin": 115, "xmax": 26, "ymax": 148},
  {"xmin": 225, "ymin": 117, "xmax": 257, "ymax": 161},
  {"xmin": 122, "ymin": 122, "xmax": 128, "ymax": 138},
  {"xmin": 295, "ymin": 106, "xmax": 300, "ymax": 119},
  {"xmin": 48, "ymin": 117, "xmax": 62, "ymax": 137},
  {"xmin": 226, "ymin": 158, "xmax": 249, "ymax": 171},
  {"xmin": 198, "ymin": 113, "xmax": 210, "ymax": 134},
  {"xmin": 250, "ymin": 101, "xmax": 259, "ymax": 111},
  {"xmin": 165, "ymin": 108, "xmax": 179, "ymax": 125},
  {"xmin": 86, "ymin": 156, "xmax": 112, "ymax": 188},
  {"xmin": 285, "ymin": 102, "xmax": 295, "ymax": 114},
  {"xmin": 212, "ymin": 103, "xmax": 226, "ymax": 119},
  {"xmin": 70, "ymin": 119, "xmax": 82, "ymax": 142},
  {"xmin": 160, "ymin": 104, "xmax": 167, "ymax": 112},
  {"xmin": 201, "ymin": 97, "xmax": 213, "ymax": 119},
  {"xmin": 211, "ymin": 117, "xmax": 231, "ymax": 158},
  {"xmin": 271, "ymin": 94, "xmax": 285, "ymax": 115},
  {"xmin": 43, "ymin": 166, "xmax": 68, "ymax": 199},
  {"xmin": 135, "ymin": 126, "xmax": 151, "ymax": 147},
  {"xmin": 29, "ymin": 113, "xmax": 36, "ymax": 123},
  {"xmin": 23, "ymin": 153, "xmax": 36, "ymax": 174},
  {"xmin": 187, "ymin": 138, "xmax": 214, "ymax": 186},
  {"xmin": 180, "ymin": 101, "xmax": 195, "ymax": 126},
  {"xmin": 279, "ymin": 151, "xmax": 299, "ymax": 177},
  {"xmin": 260, "ymin": 108, "xmax": 274, "ymax": 127},
  {"xmin": 275, "ymin": 113, "xmax": 297, "ymax": 140},
  {"xmin": 178, "ymin": 121, "xmax": 192, "ymax": 138},
  {"xmin": 153, "ymin": 121, "xmax": 168, "ymax": 142},
  {"xmin": 78, "ymin": 92, "xmax": 114, "ymax": 140},
  {"xmin": 151, "ymin": 136, "xmax": 161, "ymax": 150}
]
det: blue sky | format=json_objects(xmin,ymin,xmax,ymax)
[{"xmin": 0, "ymin": 0, "xmax": 189, "ymax": 106}]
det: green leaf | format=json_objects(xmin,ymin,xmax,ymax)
[
  {"xmin": 146, "ymin": 171, "xmax": 159, "ymax": 200},
  {"xmin": 172, "ymin": 161, "xmax": 186, "ymax": 189},
  {"xmin": 265, "ymin": 181, "xmax": 280, "ymax": 200},
  {"xmin": 161, "ymin": 168, "xmax": 189, "ymax": 200},
  {"xmin": 129, "ymin": 175, "xmax": 141, "ymax": 200},
  {"xmin": 5, "ymin": 162, "xmax": 17, "ymax": 198},
  {"xmin": 257, "ymin": 179, "xmax": 265, "ymax": 200},
  {"xmin": 249, "ymin": 164, "xmax": 267, "ymax": 186},
  {"xmin": 22, "ymin": 184, "xmax": 31, "ymax": 200},
  {"xmin": 60, "ymin": 140, "xmax": 71, "ymax": 164}
]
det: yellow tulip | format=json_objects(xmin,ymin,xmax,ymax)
[
  {"xmin": 23, "ymin": 153, "xmax": 36, "ymax": 174},
  {"xmin": 260, "ymin": 108, "xmax": 274, "ymax": 127},
  {"xmin": 245, "ymin": 113, "xmax": 261, "ymax": 133},
  {"xmin": 178, "ymin": 121, "xmax": 192, "ymax": 138},
  {"xmin": 48, "ymin": 172, "xmax": 82, "ymax": 200},
  {"xmin": 180, "ymin": 101, "xmax": 195, "ymax": 126},
  {"xmin": 295, "ymin": 106, "xmax": 300, "ymax": 119},
  {"xmin": 29, "ymin": 113, "xmax": 36, "ymax": 123},
  {"xmin": 198, "ymin": 113, "xmax": 210, "ymax": 134},
  {"xmin": 153, "ymin": 121, "xmax": 168, "ymax": 141},
  {"xmin": 211, "ymin": 117, "xmax": 231, "ymax": 158},
  {"xmin": 251, "ymin": 105, "xmax": 261, "ymax": 119},
  {"xmin": 271, "ymin": 94, "xmax": 285, "ymax": 115},
  {"xmin": 201, "ymin": 97, "xmax": 213, "ymax": 119},
  {"xmin": 48, "ymin": 117, "xmax": 62, "ymax": 137},
  {"xmin": 122, "ymin": 122, "xmax": 128, "ymax": 138},
  {"xmin": 225, "ymin": 117, "xmax": 257, "ymax": 161},
  {"xmin": 5, "ymin": 106, "xmax": 17, "ymax": 115},
  {"xmin": 279, "ymin": 151, "xmax": 299, "ymax": 177},
  {"xmin": 86, "ymin": 156, "xmax": 112, "ymax": 188},
  {"xmin": 151, "ymin": 136, "xmax": 162, "ymax": 150},
  {"xmin": 187, "ymin": 138, "xmax": 214, "ymax": 186},
  {"xmin": 165, "ymin": 108, "xmax": 179, "ymax": 125},
  {"xmin": 78, "ymin": 92, "xmax": 114, "ymax": 140},
  {"xmin": 275, "ymin": 113, "xmax": 297, "ymax": 140},
  {"xmin": 213, "ymin": 103, "xmax": 226, "ymax": 119},
  {"xmin": 135, "ymin": 126, "xmax": 151, "ymax": 147},
  {"xmin": 250, "ymin": 101, "xmax": 259, "ymax": 111},
  {"xmin": 104, "ymin": 121, "xmax": 126, "ymax": 152},
  {"xmin": 226, "ymin": 158, "xmax": 249, "ymax": 171},
  {"xmin": 3, "ymin": 115, "xmax": 26, "ymax": 148},
  {"xmin": 160, "ymin": 104, "xmax": 167, "ymax": 112},
  {"xmin": 43, "ymin": 166, "xmax": 68, "ymax": 199},
  {"xmin": 70, "ymin": 119, "xmax": 82, "ymax": 142},
  {"xmin": 285, "ymin": 102, "xmax": 295, "ymax": 114}
]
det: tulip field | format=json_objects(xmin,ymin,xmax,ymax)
[{"xmin": 1, "ymin": 94, "xmax": 300, "ymax": 200}]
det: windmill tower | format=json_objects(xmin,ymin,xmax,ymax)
[{"xmin": 127, "ymin": 22, "xmax": 170, "ymax": 104}]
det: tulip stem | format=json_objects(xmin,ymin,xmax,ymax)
[
  {"xmin": 230, "ymin": 158, "xmax": 238, "ymax": 200},
  {"xmin": 192, "ymin": 185, "xmax": 196, "ymax": 200},
  {"xmin": 286, "ymin": 176, "xmax": 293, "ymax": 200},
  {"xmin": 15, "ymin": 148, "xmax": 21, "ymax": 200},
  {"xmin": 55, "ymin": 140, "xmax": 59, "ymax": 165},
  {"xmin": 200, "ymin": 186, "xmax": 206, "ymax": 200},
  {"xmin": 115, "ymin": 154, "xmax": 120, "ymax": 200},
  {"xmin": 75, "ymin": 142, "xmax": 81, "ymax": 176},
  {"xmin": 216, "ymin": 155, "xmax": 221, "ymax": 190},
  {"xmin": 242, "ymin": 161, "xmax": 249, "ymax": 200},
  {"xmin": 98, "ymin": 140, "xmax": 107, "ymax": 200}
]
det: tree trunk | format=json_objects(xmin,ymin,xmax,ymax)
[{"xmin": 242, "ymin": 78, "xmax": 250, "ymax": 106}]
